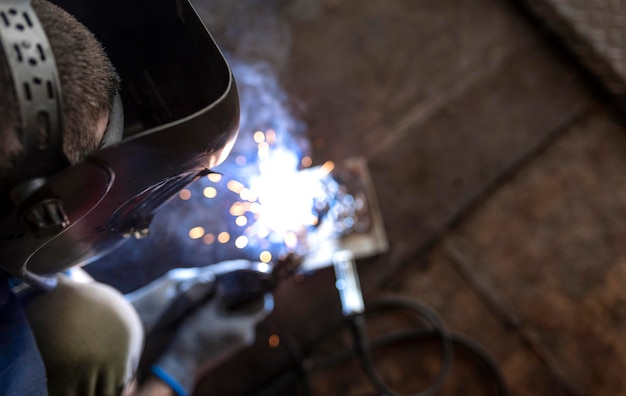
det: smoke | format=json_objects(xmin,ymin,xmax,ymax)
[
  {"xmin": 195, "ymin": 0, "xmax": 316, "ymax": 154},
  {"xmin": 193, "ymin": 0, "xmax": 292, "ymax": 67},
  {"xmin": 191, "ymin": 0, "xmax": 320, "ymax": 68},
  {"xmin": 225, "ymin": 61, "xmax": 308, "ymax": 163}
]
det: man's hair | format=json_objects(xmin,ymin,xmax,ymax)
[{"xmin": 0, "ymin": 0, "xmax": 120, "ymax": 176}]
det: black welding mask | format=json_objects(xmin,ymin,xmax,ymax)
[{"xmin": 0, "ymin": 0, "xmax": 239, "ymax": 288}]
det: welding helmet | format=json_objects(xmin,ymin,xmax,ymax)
[{"xmin": 0, "ymin": 0, "xmax": 239, "ymax": 288}]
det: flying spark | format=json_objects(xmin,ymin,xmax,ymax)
[
  {"xmin": 208, "ymin": 173, "xmax": 222, "ymax": 183},
  {"xmin": 203, "ymin": 187, "xmax": 217, "ymax": 198},
  {"xmin": 188, "ymin": 227, "xmax": 205, "ymax": 240},
  {"xmin": 218, "ymin": 232, "xmax": 231, "ymax": 244}
]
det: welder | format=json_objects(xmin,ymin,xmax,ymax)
[{"xmin": 0, "ymin": 0, "xmax": 268, "ymax": 395}]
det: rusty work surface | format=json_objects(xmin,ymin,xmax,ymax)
[
  {"xmin": 444, "ymin": 112, "xmax": 626, "ymax": 395},
  {"xmin": 195, "ymin": 0, "xmax": 592, "ymax": 343},
  {"xmin": 278, "ymin": 0, "xmax": 594, "ymax": 289},
  {"xmin": 197, "ymin": 112, "xmax": 626, "ymax": 395},
  {"xmin": 190, "ymin": 0, "xmax": 613, "ymax": 395}
]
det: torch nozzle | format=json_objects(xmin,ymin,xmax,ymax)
[{"xmin": 332, "ymin": 250, "xmax": 365, "ymax": 316}]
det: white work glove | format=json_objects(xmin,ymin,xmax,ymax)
[
  {"xmin": 150, "ymin": 293, "xmax": 273, "ymax": 396},
  {"xmin": 23, "ymin": 276, "xmax": 144, "ymax": 396}
]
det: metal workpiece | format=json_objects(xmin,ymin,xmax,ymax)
[{"xmin": 300, "ymin": 157, "xmax": 388, "ymax": 272}]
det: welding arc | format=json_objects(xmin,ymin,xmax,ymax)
[{"xmin": 251, "ymin": 297, "xmax": 508, "ymax": 396}]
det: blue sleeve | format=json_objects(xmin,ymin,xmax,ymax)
[{"xmin": 0, "ymin": 280, "xmax": 48, "ymax": 395}]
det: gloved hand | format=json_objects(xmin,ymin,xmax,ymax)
[
  {"xmin": 22, "ymin": 275, "xmax": 144, "ymax": 396},
  {"xmin": 127, "ymin": 260, "xmax": 273, "ymax": 335},
  {"xmin": 126, "ymin": 267, "xmax": 217, "ymax": 334},
  {"xmin": 150, "ymin": 293, "xmax": 273, "ymax": 396}
]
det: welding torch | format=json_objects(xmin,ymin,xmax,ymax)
[{"xmin": 126, "ymin": 259, "xmax": 277, "ymax": 334}]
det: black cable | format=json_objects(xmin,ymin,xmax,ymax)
[
  {"xmin": 305, "ymin": 328, "xmax": 507, "ymax": 396},
  {"xmin": 444, "ymin": 332, "xmax": 509, "ymax": 396},
  {"xmin": 348, "ymin": 297, "xmax": 453, "ymax": 396},
  {"xmin": 251, "ymin": 296, "xmax": 508, "ymax": 396}
]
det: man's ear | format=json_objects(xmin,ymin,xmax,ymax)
[{"xmin": 98, "ymin": 93, "xmax": 124, "ymax": 149}]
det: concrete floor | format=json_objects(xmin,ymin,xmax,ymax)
[{"xmin": 188, "ymin": 1, "xmax": 626, "ymax": 395}]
